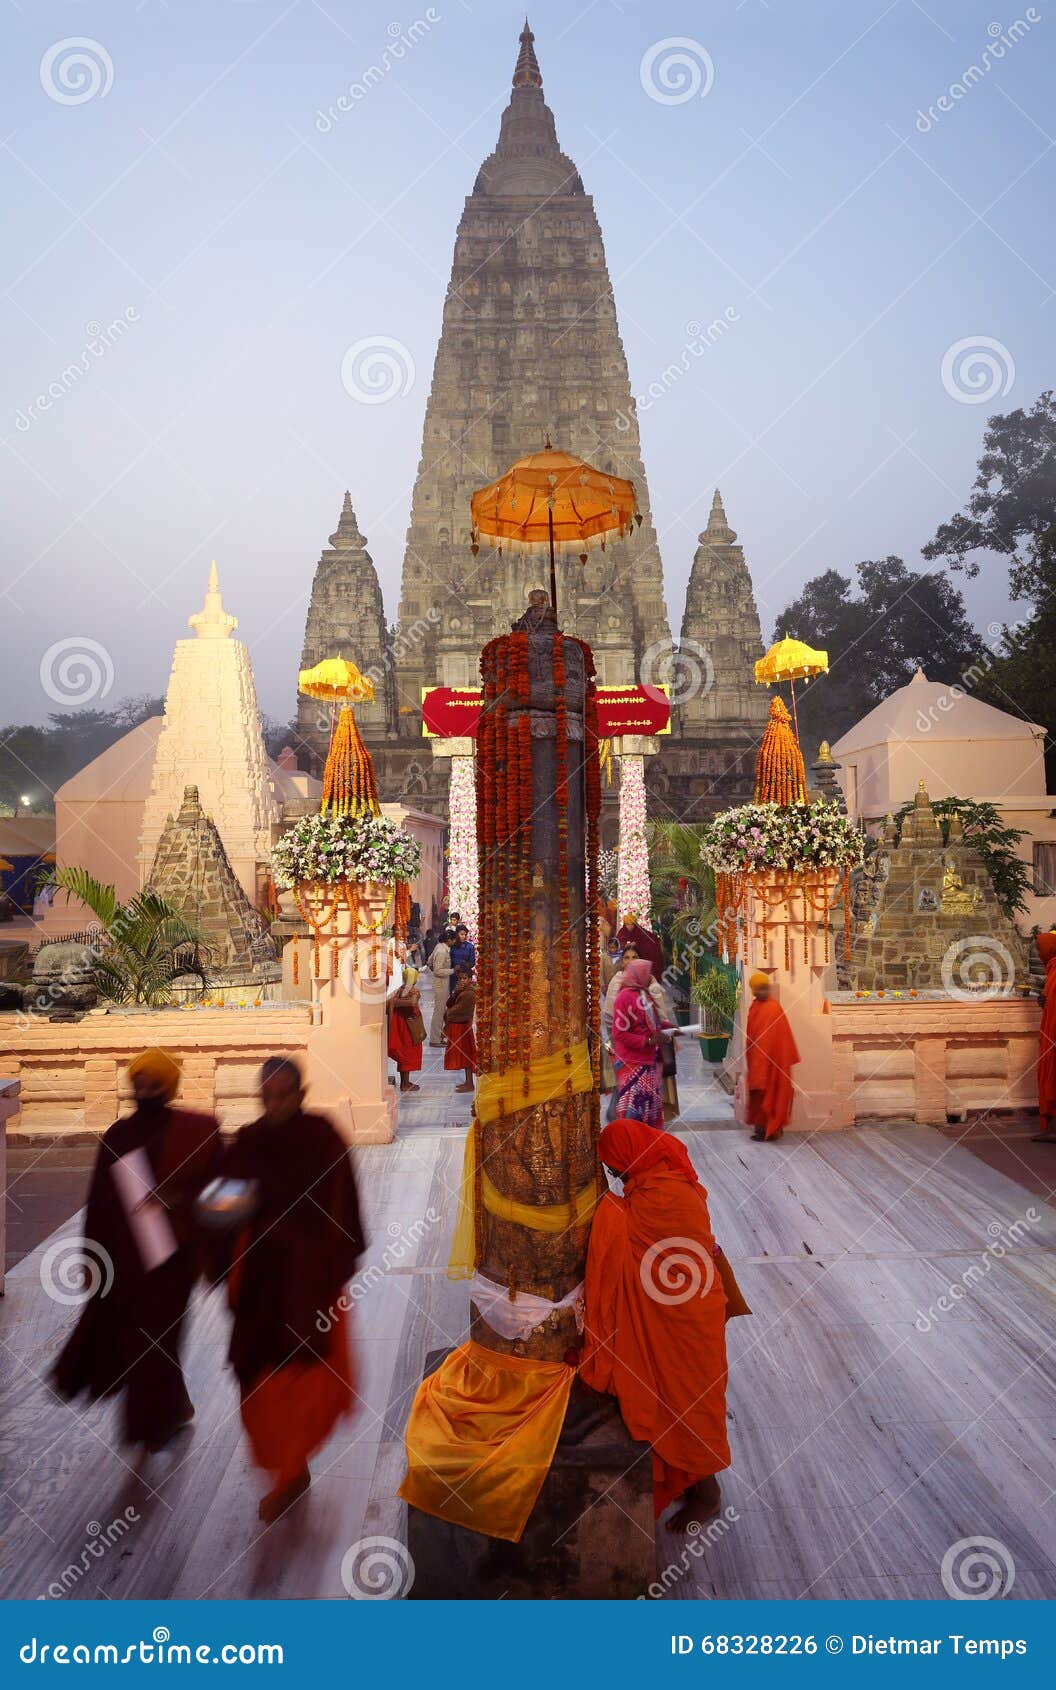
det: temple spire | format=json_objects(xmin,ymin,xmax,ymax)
[
  {"xmin": 703, "ymin": 487, "xmax": 735, "ymax": 543},
  {"xmin": 189, "ymin": 560, "xmax": 238, "ymax": 641},
  {"xmin": 513, "ymin": 18, "xmax": 542, "ymax": 89},
  {"xmin": 330, "ymin": 489, "xmax": 364, "ymax": 549}
]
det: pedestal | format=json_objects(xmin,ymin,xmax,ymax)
[
  {"xmin": 406, "ymin": 1353, "xmax": 654, "ymax": 1599},
  {"xmin": 737, "ymin": 872, "xmax": 840, "ymax": 1132},
  {"xmin": 297, "ymin": 881, "xmax": 398, "ymax": 1145}
]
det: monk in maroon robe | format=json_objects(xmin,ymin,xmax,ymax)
[
  {"xmin": 616, "ymin": 914, "xmax": 664, "ymax": 978},
  {"xmin": 53, "ymin": 1047, "xmax": 221, "ymax": 1450},
  {"xmin": 224, "ymin": 1058, "xmax": 366, "ymax": 1522},
  {"xmin": 745, "ymin": 971, "xmax": 800, "ymax": 1141},
  {"xmin": 1033, "ymin": 931, "xmax": 1056, "ymax": 1143}
]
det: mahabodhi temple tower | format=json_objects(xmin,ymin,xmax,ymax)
[{"xmin": 297, "ymin": 22, "xmax": 768, "ymax": 823}]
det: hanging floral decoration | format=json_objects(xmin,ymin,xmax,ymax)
[
  {"xmin": 755, "ymin": 697, "xmax": 807, "ymax": 806},
  {"xmin": 447, "ymin": 754, "xmax": 479, "ymax": 938},
  {"xmin": 598, "ymin": 846, "xmax": 618, "ymax": 902},
  {"xmin": 616, "ymin": 753, "xmax": 651, "ymax": 927},
  {"xmin": 701, "ymin": 800, "xmax": 862, "ymax": 966}
]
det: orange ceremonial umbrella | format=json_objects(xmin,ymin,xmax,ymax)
[
  {"xmin": 470, "ymin": 441, "xmax": 640, "ymax": 613},
  {"xmin": 754, "ymin": 635, "xmax": 828, "ymax": 743}
]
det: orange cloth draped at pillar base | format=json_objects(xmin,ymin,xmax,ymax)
[
  {"xmin": 580, "ymin": 1121, "xmax": 732, "ymax": 1519},
  {"xmin": 746, "ymin": 995, "xmax": 800, "ymax": 1139},
  {"xmin": 239, "ymin": 1305, "xmax": 355, "ymax": 1488},
  {"xmin": 399, "ymin": 1339, "xmax": 575, "ymax": 1543},
  {"xmin": 1036, "ymin": 932, "xmax": 1056, "ymax": 1120}
]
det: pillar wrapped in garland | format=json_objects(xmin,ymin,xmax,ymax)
[
  {"xmin": 446, "ymin": 752, "xmax": 478, "ymax": 937},
  {"xmin": 400, "ymin": 600, "xmax": 604, "ymax": 1547},
  {"xmin": 616, "ymin": 750, "xmax": 651, "ymax": 925}
]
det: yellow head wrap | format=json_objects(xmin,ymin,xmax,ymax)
[
  {"xmin": 748, "ymin": 971, "xmax": 771, "ymax": 995},
  {"xmin": 403, "ymin": 965, "xmax": 419, "ymax": 987},
  {"xmin": 127, "ymin": 1047, "xmax": 182, "ymax": 1100}
]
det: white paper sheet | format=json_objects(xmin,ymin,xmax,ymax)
[{"xmin": 111, "ymin": 1147, "xmax": 179, "ymax": 1271}]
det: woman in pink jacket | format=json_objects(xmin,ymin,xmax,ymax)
[{"xmin": 609, "ymin": 959, "xmax": 674, "ymax": 1129}]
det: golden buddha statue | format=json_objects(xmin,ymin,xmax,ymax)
[{"xmin": 940, "ymin": 855, "xmax": 981, "ymax": 913}]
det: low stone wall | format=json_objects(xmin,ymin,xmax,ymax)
[
  {"xmin": 830, "ymin": 994, "xmax": 1039, "ymax": 1126},
  {"xmin": 0, "ymin": 1007, "xmax": 312, "ymax": 1137}
]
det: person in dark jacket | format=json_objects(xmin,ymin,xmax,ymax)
[
  {"xmin": 224, "ymin": 1057, "xmax": 366, "ymax": 1522},
  {"xmin": 52, "ymin": 1047, "xmax": 221, "ymax": 1451}
]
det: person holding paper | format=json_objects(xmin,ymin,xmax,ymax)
[
  {"xmin": 52, "ymin": 1047, "xmax": 221, "ymax": 1450},
  {"xmin": 224, "ymin": 1058, "xmax": 366, "ymax": 1524}
]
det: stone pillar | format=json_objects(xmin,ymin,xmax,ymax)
[{"xmin": 297, "ymin": 882, "xmax": 398, "ymax": 1145}]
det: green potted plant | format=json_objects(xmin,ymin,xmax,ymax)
[{"xmin": 692, "ymin": 965, "xmax": 739, "ymax": 1062}]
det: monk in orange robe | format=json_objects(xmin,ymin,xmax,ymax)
[
  {"xmin": 1033, "ymin": 931, "xmax": 1056, "ymax": 1143},
  {"xmin": 580, "ymin": 1118, "xmax": 737, "ymax": 1532},
  {"xmin": 224, "ymin": 1057, "xmax": 365, "ymax": 1522},
  {"xmin": 745, "ymin": 970, "xmax": 800, "ymax": 1142}
]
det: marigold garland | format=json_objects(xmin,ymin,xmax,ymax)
[
  {"xmin": 321, "ymin": 705, "xmax": 381, "ymax": 818},
  {"xmin": 754, "ymin": 696, "xmax": 807, "ymax": 807}
]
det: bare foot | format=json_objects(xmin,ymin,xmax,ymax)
[
  {"xmin": 400, "ymin": 1083, "xmax": 421, "ymax": 1093},
  {"xmin": 668, "ymin": 1475, "xmax": 722, "ymax": 1534},
  {"xmin": 258, "ymin": 1466, "xmax": 310, "ymax": 1523},
  {"xmin": 455, "ymin": 1082, "xmax": 474, "ymax": 1093},
  {"xmin": 1031, "ymin": 1132, "xmax": 1056, "ymax": 1144}
]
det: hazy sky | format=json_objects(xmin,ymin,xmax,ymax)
[{"xmin": 3, "ymin": 0, "xmax": 1053, "ymax": 737}]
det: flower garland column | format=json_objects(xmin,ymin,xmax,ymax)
[
  {"xmin": 615, "ymin": 747, "xmax": 652, "ymax": 926},
  {"xmin": 447, "ymin": 751, "xmax": 478, "ymax": 937}
]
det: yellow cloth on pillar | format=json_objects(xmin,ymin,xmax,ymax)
[
  {"xmin": 398, "ymin": 1339, "xmax": 575, "ymax": 1542},
  {"xmin": 474, "ymin": 1038, "xmax": 593, "ymax": 1126},
  {"xmin": 447, "ymin": 1123, "xmax": 598, "ymax": 1279}
]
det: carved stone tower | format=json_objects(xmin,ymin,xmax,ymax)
[
  {"xmin": 296, "ymin": 492, "xmax": 393, "ymax": 776},
  {"xmin": 389, "ymin": 20, "xmax": 672, "ymax": 725}
]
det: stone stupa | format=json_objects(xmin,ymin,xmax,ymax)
[
  {"xmin": 146, "ymin": 785, "xmax": 280, "ymax": 991},
  {"xmin": 139, "ymin": 563, "xmax": 280, "ymax": 905}
]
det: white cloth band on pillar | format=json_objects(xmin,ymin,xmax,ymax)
[{"xmin": 467, "ymin": 1273, "xmax": 585, "ymax": 1341}]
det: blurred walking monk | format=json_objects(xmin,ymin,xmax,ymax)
[
  {"xmin": 53, "ymin": 1048, "xmax": 221, "ymax": 1451},
  {"xmin": 581, "ymin": 1119, "xmax": 744, "ymax": 1531},
  {"xmin": 745, "ymin": 970, "xmax": 799, "ymax": 1142},
  {"xmin": 224, "ymin": 1058, "xmax": 366, "ymax": 1522}
]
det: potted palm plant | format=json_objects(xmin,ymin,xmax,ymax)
[{"xmin": 692, "ymin": 965, "xmax": 739, "ymax": 1062}]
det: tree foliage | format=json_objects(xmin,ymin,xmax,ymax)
[
  {"xmin": 771, "ymin": 557, "xmax": 983, "ymax": 760},
  {"xmin": 51, "ymin": 867, "xmax": 206, "ymax": 1005},
  {"xmin": 922, "ymin": 391, "xmax": 1056, "ymax": 604},
  {"xmin": 0, "ymin": 696, "xmax": 163, "ymax": 813}
]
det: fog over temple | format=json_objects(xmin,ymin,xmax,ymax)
[{"xmin": 297, "ymin": 20, "xmax": 767, "ymax": 817}]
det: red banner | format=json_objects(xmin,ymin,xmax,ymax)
[{"xmin": 422, "ymin": 684, "xmax": 670, "ymax": 739}]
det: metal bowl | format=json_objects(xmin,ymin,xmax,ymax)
[{"xmin": 194, "ymin": 1177, "xmax": 260, "ymax": 1232}]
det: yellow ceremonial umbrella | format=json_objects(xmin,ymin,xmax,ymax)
[
  {"xmin": 470, "ymin": 440, "xmax": 640, "ymax": 613},
  {"xmin": 754, "ymin": 636, "xmax": 828, "ymax": 743},
  {"xmin": 297, "ymin": 657, "xmax": 375, "ymax": 703}
]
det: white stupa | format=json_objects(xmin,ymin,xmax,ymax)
[{"xmin": 138, "ymin": 563, "xmax": 281, "ymax": 903}]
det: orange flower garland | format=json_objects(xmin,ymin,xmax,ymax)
[
  {"xmin": 321, "ymin": 706, "xmax": 381, "ymax": 818},
  {"xmin": 754, "ymin": 696, "xmax": 807, "ymax": 807}
]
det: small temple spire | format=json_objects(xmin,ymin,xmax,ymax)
[
  {"xmin": 330, "ymin": 489, "xmax": 365, "ymax": 550},
  {"xmin": 513, "ymin": 18, "xmax": 542, "ymax": 90},
  {"xmin": 189, "ymin": 560, "xmax": 238, "ymax": 641},
  {"xmin": 702, "ymin": 487, "xmax": 735, "ymax": 543}
]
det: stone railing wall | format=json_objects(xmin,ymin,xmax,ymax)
[{"xmin": 830, "ymin": 994, "xmax": 1039, "ymax": 1127}]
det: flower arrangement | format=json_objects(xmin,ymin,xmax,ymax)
[
  {"xmin": 617, "ymin": 753, "xmax": 651, "ymax": 924},
  {"xmin": 447, "ymin": 754, "xmax": 479, "ymax": 936},
  {"xmin": 598, "ymin": 846, "xmax": 618, "ymax": 901},
  {"xmin": 700, "ymin": 801, "xmax": 863, "ymax": 877},
  {"xmin": 271, "ymin": 810, "xmax": 421, "ymax": 890}
]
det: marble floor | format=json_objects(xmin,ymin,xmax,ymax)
[{"xmin": 2, "ymin": 1021, "xmax": 1055, "ymax": 1601}]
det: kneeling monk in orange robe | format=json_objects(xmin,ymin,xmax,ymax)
[
  {"xmin": 1034, "ymin": 930, "xmax": 1056, "ymax": 1144},
  {"xmin": 224, "ymin": 1057, "xmax": 366, "ymax": 1522},
  {"xmin": 745, "ymin": 970, "xmax": 800, "ymax": 1142},
  {"xmin": 581, "ymin": 1118, "xmax": 738, "ymax": 1532}
]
